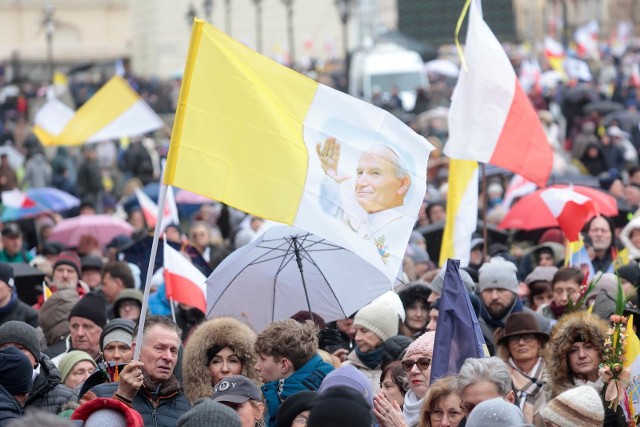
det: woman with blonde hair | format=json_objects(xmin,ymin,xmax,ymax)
[
  {"xmin": 183, "ymin": 317, "xmax": 260, "ymax": 404},
  {"xmin": 418, "ymin": 376, "xmax": 462, "ymax": 427}
]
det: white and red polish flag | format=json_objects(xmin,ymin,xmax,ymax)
[
  {"xmin": 540, "ymin": 187, "xmax": 596, "ymax": 242},
  {"xmin": 163, "ymin": 240, "xmax": 207, "ymax": 313},
  {"xmin": 134, "ymin": 188, "xmax": 179, "ymax": 230},
  {"xmin": 1, "ymin": 189, "xmax": 36, "ymax": 209},
  {"xmin": 444, "ymin": 0, "xmax": 553, "ymax": 187}
]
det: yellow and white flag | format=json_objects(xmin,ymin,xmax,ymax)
[
  {"xmin": 439, "ymin": 159, "xmax": 478, "ymax": 267},
  {"xmin": 33, "ymin": 76, "xmax": 164, "ymax": 146},
  {"xmin": 165, "ymin": 20, "xmax": 433, "ymax": 282}
]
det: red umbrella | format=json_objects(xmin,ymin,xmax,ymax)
[
  {"xmin": 48, "ymin": 214, "xmax": 134, "ymax": 248},
  {"xmin": 499, "ymin": 185, "xmax": 617, "ymax": 232}
]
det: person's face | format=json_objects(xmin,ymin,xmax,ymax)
[
  {"xmin": 336, "ymin": 318, "xmax": 356, "ymax": 338},
  {"xmin": 532, "ymin": 289, "xmax": 553, "ymax": 309},
  {"xmin": 588, "ymin": 217, "xmax": 612, "ymax": 252},
  {"xmin": 381, "ymin": 370, "xmax": 405, "ymax": 407},
  {"xmin": 403, "ymin": 352, "xmax": 431, "ymax": 398},
  {"xmin": 631, "ymin": 229, "xmax": 640, "ymax": 249},
  {"xmin": 354, "ymin": 325, "xmax": 383, "ymax": 353},
  {"xmin": 625, "ymin": 186, "xmax": 640, "ymax": 206},
  {"xmin": 480, "ymin": 288, "xmax": 516, "ymax": 318},
  {"xmin": 291, "ymin": 410, "xmax": 310, "ymax": 427},
  {"xmin": 355, "ymin": 147, "xmax": 409, "ymax": 214},
  {"xmin": 429, "ymin": 205, "xmax": 446, "ymax": 223},
  {"xmin": 587, "ymin": 147, "xmax": 599, "ymax": 157},
  {"xmin": 0, "ymin": 280, "xmax": 12, "ymax": 306},
  {"xmin": 460, "ymin": 380, "xmax": 502, "ymax": 415},
  {"xmin": 427, "ymin": 308, "xmax": 439, "ymax": 332},
  {"xmin": 507, "ymin": 334, "xmax": 541, "ymax": 365},
  {"xmin": 118, "ymin": 300, "xmax": 142, "ymax": 321},
  {"xmin": 405, "ymin": 301, "xmax": 428, "ymax": 332},
  {"xmin": 53, "ymin": 264, "xmax": 79, "ymax": 289},
  {"xmin": 69, "ymin": 317, "xmax": 102, "ymax": 357},
  {"xmin": 254, "ymin": 353, "xmax": 283, "ymax": 383},
  {"xmin": 622, "ymin": 279, "xmax": 637, "ymax": 298},
  {"xmin": 430, "ymin": 393, "xmax": 463, "ymax": 427},
  {"xmin": 65, "ymin": 360, "xmax": 95, "ymax": 389},
  {"xmin": 537, "ymin": 252, "xmax": 555, "ymax": 266},
  {"xmin": 128, "ymin": 211, "xmax": 145, "ymax": 230},
  {"xmin": 2, "ymin": 234, "xmax": 21, "ymax": 256},
  {"xmin": 136, "ymin": 325, "xmax": 180, "ymax": 383},
  {"xmin": 552, "ymin": 280, "xmax": 580, "ymax": 306},
  {"xmin": 165, "ymin": 227, "xmax": 182, "ymax": 243},
  {"xmin": 82, "ymin": 268, "xmax": 102, "ymax": 289},
  {"xmin": 0, "ymin": 343, "xmax": 36, "ymax": 367},
  {"xmin": 103, "ymin": 340, "xmax": 132, "ymax": 364},
  {"xmin": 209, "ymin": 346, "xmax": 243, "ymax": 386},
  {"xmin": 232, "ymin": 400, "xmax": 263, "ymax": 427},
  {"xmin": 102, "ymin": 272, "xmax": 122, "ymax": 304},
  {"xmin": 427, "ymin": 291, "xmax": 440, "ymax": 304},
  {"xmin": 469, "ymin": 248, "xmax": 483, "ymax": 265},
  {"xmin": 568, "ymin": 341, "xmax": 600, "ymax": 381}
]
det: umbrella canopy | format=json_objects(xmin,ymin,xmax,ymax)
[
  {"xmin": 174, "ymin": 189, "xmax": 212, "ymax": 205},
  {"xmin": 0, "ymin": 146, "xmax": 25, "ymax": 170},
  {"xmin": 582, "ymin": 100, "xmax": 624, "ymax": 115},
  {"xmin": 205, "ymin": 225, "xmax": 392, "ymax": 332},
  {"xmin": 48, "ymin": 214, "xmax": 134, "ymax": 248},
  {"xmin": 604, "ymin": 109, "xmax": 640, "ymax": 132},
  {"xmin": 26, "ymin": 187, "xmax": 80, "ymax": 212},
  {"xmin": 499, "ymin": 185, "xmax": 618, "ymax": 232}
]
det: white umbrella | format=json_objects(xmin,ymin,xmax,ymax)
[{"xmin": 205, "ymin": 225, "xmax": 392, "ymax": 332}]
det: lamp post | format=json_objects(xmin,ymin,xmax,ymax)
[
  {"xmin": 225, "ymin": 0, "xmax": 231, "ymax": 34},
  {"xmin": 202, "ymin": 0, "xmax": 213, "ymax": 23},
  {"xmin": 252, "ymin": 0, "xmax": 264, "ymax": 53},
  {"xmin": 335, "ymin": 0, "xmax": 355, "ymax": 60},
  {"xmin": 281, "ymin": 0, "xmax": 295, "ymax": 65},
  {"xmin": 42, "ymin": 4, "xmax": 55, "ymax": 84}
]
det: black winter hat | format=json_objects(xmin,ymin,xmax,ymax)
[
  {"xmin": 99, "ymin": 318, "xmax": 135, "ymax": 351},
  {"xmin": 0, "ymin": 263, "xmax": 13, "ymax": 288},
  {"xmin": 397, "ymin": 285, "xmax": 431, "ymax": 309},
  {"xmin": 618, "ymin": 263, "xmax": 640, "ymax": 287},
  {"xmin": 308, "ymin": 386, "xmax": 372, "ymax": 427},
  {"xmin": 0, "ymin": 347, "xmax": 34, "ymax": 394},
  {"xmin": 0, "ymin": 320, "xmax": 41, "ymax": 363},
  {"xmin": 69, "ymin": 293, "xmax": 107, "ymax": 328},
  {"xmin": 277, "ymin": 391, "xmax": 317, "ymax": 427},
  {"xmin": 381, "ymin": 335, "xmax": 413, "ymax": 367}
]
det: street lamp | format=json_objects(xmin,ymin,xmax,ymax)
[
  {"xmin": 335, "ymin": 0, "xmax": 355, "ymax": 60},
  {"xmin": 281, "ymin": 0, "xmax": 295, "ymax": 65},
  {"xmin": 202, "ymin": 0, "xmax": 214, "ymax": 23},
  {"xmin": 42, "ymin": 4, "xmax": 55, "ymax": 84},
  {"xmin": 252, "ymin": 0, "xmax": 264, "ymax": 53},
  {"xmin": 186, "ymin": 3, "xmax": 197, "ymax": 27}
]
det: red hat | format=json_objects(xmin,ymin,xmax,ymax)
[
  {"xmin": 71, "ymin": 397, "xmax": 144, "ymax": 427},
  {"xmin": 54, "ymin": 251, "xmax": 82, "ymax": 276}
]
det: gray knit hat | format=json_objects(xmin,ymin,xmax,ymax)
[
  {"xmin": 177, "ymin": 398, "xmax": 241, "ymax": 427},
  {"xmin": 478, "ymin": 258, "xmax": 519, "ymax": 293},
  {"xmin": 0, "ymin": 320, "xmax": 41, "ymax": 363},
  {"xmin": 541, "ymin": 385, "xmax": 604, "ymax": 427},
  {"xmin": 428, "ymin": 267, "xmax": 476, "ymax": 294},
  {"xmin": 354, "ymin": 302, "xmax": 399, "ymax": 342}
]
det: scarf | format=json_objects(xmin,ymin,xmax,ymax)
[
  {"xmin": 508, "ymin": 357, "xmax": 545, "ymax": 406},
  {"xmin": 549, "ymin": 301, "xmax": 566, "ymax": 319},
  {"xmin": 355, "ymin": 346, "xmax": 383, "ymax": 370},
  {"xmin": 480, "ymin": 297, "xmax": 524, "ymax": 329},
  {"xmin": 0, "ymin": 292, "xmax": 17, "ymax": 316},
  {"xmin": 402, "ymin": 390, "xmax": 423, "ymax": 427}
]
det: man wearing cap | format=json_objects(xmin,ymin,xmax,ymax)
[
  {"xmin": 477, "ymin": 258, "xmax": 551, "ymax": 350},
  {"xmin": 100, "ymin": 318, "xmax": 135, "ymax": 364},
  {"xmin": 0, "ymin": 347, "xmax": 33, "ymax": 423},
  {"xmin": 81, "ymin": 255, "xmax": 103, "ymax": 291},
  {"xmin": 112, "ymin": 288, "xmax": 143, "ymax": 322},
  {"xmin": 34, "ymin": 251, "xmax": 89, "ymax": 310},
  {"xmin": 212, "ymin": 375, "xmax": 265, "ymax": 426},
  {"xmin": 52, "ymin": 293, "xmax": 107, "ymax": 366},
  {"xmin": 0, "ymin": 263, "xmax": 38, "ymax": 327},
  {"xmin": 0, "ymin": 223, "xmax": 33, "ymax": 263},
  {"xmin": 84, "ymin": 315, "xmax": 190, "ymax": 426},
  {"xmin": 0, "ymin": 320, "xmax": 77, "ymax": 415},
  {"xmin": 426, "ymin": 267, "xmax": 476, "ymax": 304}
]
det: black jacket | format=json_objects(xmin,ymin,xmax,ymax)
[
  {"xmin": 24, "ymin": 354, "xmax": 77, "ymax": 415},
  {"xmin": 0, "ymin": 385, "xmax": 22, "ymax": 426},
  {"xmin": 0, "ymin": 298, "xmax": 38, "ymax": 328}
]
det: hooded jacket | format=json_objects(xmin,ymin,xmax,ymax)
[
  {"xmin": 182, "ymin": 317, "xmax": 259, "ymax": 404},
  {"xmin": 24, "ymin": 353, "xmax": 77, "ymax": 415},
  {"xmin": 545, "ymin": 310, "xmax": 608, "ymax": 399},
  {"xmin": 620, "ymin": 216, "xmax": 640, "ymax": 260},
  {"xmin": 39, "ymin": 288, "xmax": 79, "ymax": 353},
  {"xmin": 0, "ymin": 384, "xmax": 22, "ymax": 425}
]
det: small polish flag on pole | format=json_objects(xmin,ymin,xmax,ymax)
[
  {"xmin": 163, "ymin": 239, "xmax": 207, "ymax": 313},
  {"xmin": 540, "ymin": 187, "xmax": 596, "ymax": 242},
  {"xmin": 135, "ymin": 188, "xmax": 179, "ymax": 231}
]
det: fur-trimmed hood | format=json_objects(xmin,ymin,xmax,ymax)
[
  {"xmin": 620, "ymin": 216, "xmax": 640, "ymax": 259},
  {"xmin": 182, "ymin": 317, "xmax": 259, "ymax": 404},
  {"xmin": 545, "ymin": 310, "xmax": 608, "ymax": 399}
]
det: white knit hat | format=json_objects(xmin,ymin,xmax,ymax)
[
  {"xmin": 85, "ymin": 409, "xmax": 127, "ymax": 427},
  {"xmin": 354, "ymin": 303, "xmax": 398, "ymax": 342},
  {"xmin": 540, "ymin": 386, "xmax": 604, "ymax": 427},
  {"xmin": 371, "ymin": 291, "xmax": 406, "ymax": 322}
]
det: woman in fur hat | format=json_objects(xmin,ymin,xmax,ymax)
[{"xmin": 182, "ymin": 317, "xmax": 260, "ymax": 404}]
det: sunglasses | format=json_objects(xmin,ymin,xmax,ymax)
[{"xmin": 401, "ymin": 357, "xmax": 431, "ymax": 373}]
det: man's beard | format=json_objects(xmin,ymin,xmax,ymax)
[
  {"xmin": 54, "ymin": 279, "xmax": 76, "ymax": 290},
  {"xmin": 487, "ymin": 302, "xmax": 512, "ymax": 319}
]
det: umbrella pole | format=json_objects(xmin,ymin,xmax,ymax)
[
  {"xmin": 481, "ymin": 163, "xmax": 488, "ymax": 261},
  {"xmin": 292, "ymin": 236, "xmax": 314, "ymax": 321},
  {"xmin": 169, "ymin": 297, "xmax": 177, "ymax": 323}
]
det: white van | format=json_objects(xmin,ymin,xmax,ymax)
[{"xmin": 348, "ymin": 44, "xmax": 428, "ymax": 112}]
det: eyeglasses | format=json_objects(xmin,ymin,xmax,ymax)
[
  {"xmin": 430, "ymin": 409, "xmax": 463, "ymax": 422},
  {"xmin": 507, "ymin": 333, "xmax": 537, "ymax": 344},
  {"xmin": 401, "ymin": 357, "xmax": 431, "ymax": 373},
  {"xmin": 292, "ymin": 416, "xmax": 308, "ymax": 426}
]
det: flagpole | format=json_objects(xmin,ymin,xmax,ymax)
[
  {"xmin": 169, "ymin": 297, "xmax": 177, "ymax": 323},
  {"xmin": 133, "ymin": 183, "xmax": 169, "ymax": 361},
  {"xmin": 481, "ymin": 163, "xmax": 488, "ymax": 261}
]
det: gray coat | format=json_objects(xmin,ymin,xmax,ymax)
[{"xmin": 24, "ymin": 354, "xmax": 77, "ymax": 415}]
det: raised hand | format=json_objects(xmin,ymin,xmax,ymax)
[{"xmin": 316, "ymin": 137, "xmax": 351, "ymax": 183}]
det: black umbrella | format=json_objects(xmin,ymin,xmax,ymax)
[
  {"xmin": 417, "ymin": 220, "xmax": 508, "ymax": 263},
  {"xmin": 582, "ymin": 100, "xmax": 624, "ymax": 115},
  {"xmin": 604, "ymin": 109, "xmax": 640, "ymax": 132}
]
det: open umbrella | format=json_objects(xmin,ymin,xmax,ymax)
[
  {"xmin": 582, "ymin": 100, "xmax": 624, "ymax": 115},
  {"xmin": 604, "ymin": 109, "xmax": 640, "ymax": 132},
  {"xmin": 499, "ymin": 185, "xmax": 618, "ymax": 232},
  {"xmin": 205, "ymin": 225, "xmax": 392, "ymax": 333},
  {"xmin": 1, "ymin": 187, "xmax": 80, "ymax": 222},
  {"xmin": 26, "ymin": 187, "xmax": 80, "ymax": 212},
  {"xmin": 48, "ymin": 215, "xmax": 134, "ymax": 248}
]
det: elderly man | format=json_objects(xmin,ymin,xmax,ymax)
[
  {"xmin": 0, "ymin": 263, "xmax": 38, "ymax": 327},
  {"xmin": 586, "ymin": 216, "xmax": 615, "ymax": 273},
  {"xmin": 35, "ymin": 251, "xmax": 88, "ymax": 310},
  {"xmin": 477, "ymin": 258, "xmax": 551, "ymax": 349},
  {"xmin": 457, "ymin": 357, "xmax": 518, "ymax": 418},
  {"xmin": 0, "ymin": 321, "xmax": 76, "ymax": 415},
  {"xmin": 52, "ymin": 293, "xmax": 107, "ymax": 366},
  {"xmin": 83, "ymin": 315, "xmax": 190, "ymax": 426},
  {"xmin": 0, "ymin": 223, "xmax": 32, "ymax": 263}
]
